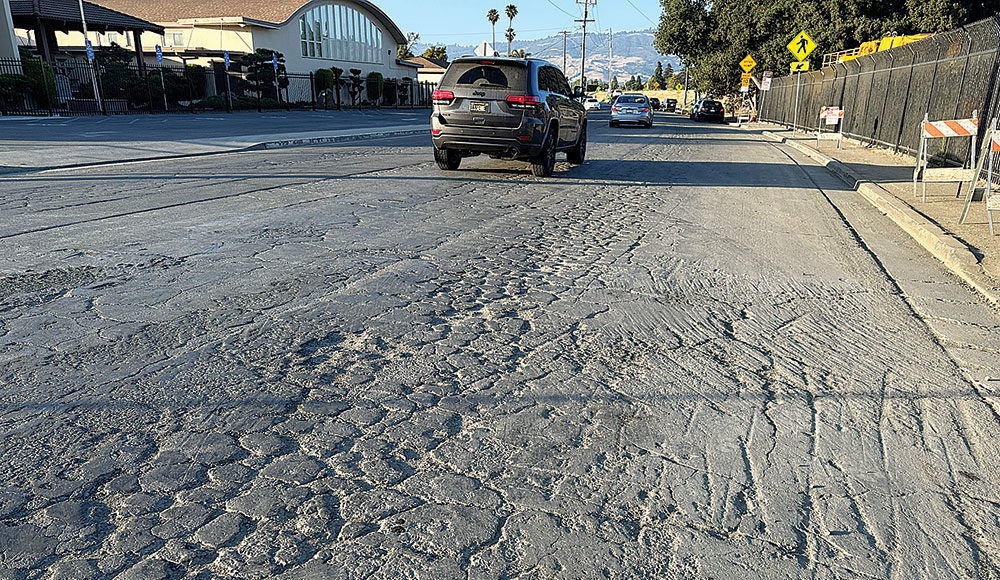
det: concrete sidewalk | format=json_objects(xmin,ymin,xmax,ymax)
[
  {"xmin": 754, "ymin": 123, "xmax": 1000, "ymax": 305},
  {"xmin": 0, "ymin": 109, "xmax": 430, "ymax": 173}
]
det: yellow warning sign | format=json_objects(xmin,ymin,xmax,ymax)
[
  {"xmin": 740, "ymin": 72, "xmax": 752, "ymax": 86},
  {"xmin": 739, "ymin": 54, "xmax": 757, "ymax": 73},
  {"xmin": 788, "ymin": 31, "xmax": 816, "ymax": 61},
  {"xmin": 791, "ymin": 61, "xmax": 810, "ymax": 73},
  {"xmin": 676, "ymin": 84, "xmax": 684, "ymax": 91}
]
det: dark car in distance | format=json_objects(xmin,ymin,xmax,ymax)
[
  {"xmin": 664, "ymin": 98, "xmax": 678, "ymax": 112},
  {"xmin": 430, "ymin": 56, "xmax": 588, "ymax": 177},
  {"xmin": 690, "ymin": 99, "xmax": 726, "ymax": 123},
  {"xmin": 649, "ymin": 97, "xmax": 661, "ymax": 110}
]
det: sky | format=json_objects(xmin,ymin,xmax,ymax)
[{"xmin": 374, "ymin": 0, "xmax": 663, "ymax": 45}]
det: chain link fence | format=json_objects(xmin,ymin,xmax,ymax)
[
  {"xmin": 0, "ymin": 56, "xmax": 435, "ymax": 116},
  {"xmin": 760, "ymin": 16, "xmax": 1000, "ymax": 166}
]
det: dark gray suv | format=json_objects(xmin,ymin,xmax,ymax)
[{"xmin": 430, "ymin": 57, "xmax": 588, "ymax": 177}]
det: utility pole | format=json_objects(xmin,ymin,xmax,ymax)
[
  {"xmin": 559, "ymin": 30, "xmax": 569, "ymax": 72},
  {"xmin": 607, "ymin": 28, "xmax": 612, "ymax": 92},
  {"xmin": 575, "ymin": 0, "xmax": 595, "ymax": 90}
]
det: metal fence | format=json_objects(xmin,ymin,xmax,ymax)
[
  {"xmin": 0, "ymin": 56, "xmax": 435, "ymax": 116},
  {"xmin": 760, "ymin": 16, "xmax": 1000, "ymax": 166}
]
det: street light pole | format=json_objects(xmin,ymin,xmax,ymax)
[
  {"xmin": 575, "ymin": 0, "xmax": 595, "ymax": 90},
  {"xmin": 77, "ymin": 0, "xmax": 103, "ymax": 113}
]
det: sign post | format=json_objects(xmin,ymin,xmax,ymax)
[
  {"xmin": 787, "ymin": 30, "xmax": 816, "ymax": 133},
  {"xmin": 223, "ymin": 50, "xmax": 232, "ymax": 113},
  {"xmin": 272, "ymin": 53, "xmax": 280, "ymax": 105},
  {"xmin": 155, "ymin": 44, "xmax": 168, "ymax": 111},
  {"xmin": 78, "ymin": 0, "xmax": 103, "ymax": 114}
]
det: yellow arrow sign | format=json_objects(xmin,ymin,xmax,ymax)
[
  {"xmin": 787, "ymin": 31, "xmax": 816, "ymax": 61},
  {"xmin": 739, "ymin": 54, "xmax": 757, "ymax": 73},
  {"xmin": 791, "ymin": 61, "xmax": 810, "ymax": 73}
]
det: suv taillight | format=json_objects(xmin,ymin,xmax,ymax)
[
  {"xmin": 432, "ymin": 90, "xmax": 455, "ymax": 104},
  {"xmin": 506, "ymin": 95, "xmax": 541, "ymax": 109}
]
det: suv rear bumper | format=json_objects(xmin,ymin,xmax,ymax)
[{"xmin": 431, "ymin": 114, "xmax": 546, "ymax": 159}]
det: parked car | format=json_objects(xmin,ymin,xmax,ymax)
[
  {"xmin": 649, "ymin": 97, "xmax": 661, "ymax": 110},
  {"xmin": 690, "ymin": 98, "xmax": 726, "ymax": 123},
  {"xmin": 430, "ymin": 56, "xmax": 588, "ymax": 177},
  {"xmin": 610, "ymin": 94, "xmax": 654, "ymax": 128},
  {"xmin": 664, "ymin": 98, "xmax": 678, "ymax": 112},
  {"xmin": 584, "ymin": 98, "xmax": 602, "ymax": 111}
]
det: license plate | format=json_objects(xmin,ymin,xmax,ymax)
[
  {"xmin": 626, "ymin": 109, "xmax": 636, "ymax": 114},
  {"xmin": 470, "ymin": 101, "xmax": 489, "ymax": 113}
]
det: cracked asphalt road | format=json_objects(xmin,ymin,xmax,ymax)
[{"xmin": 2, "ymin": 112, "xmax": 1000, "ymax": 579}]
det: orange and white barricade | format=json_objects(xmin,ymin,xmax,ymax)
[
  {"xmin": 817, "ymin": 107, "xmax": 845, "ymax": 148},
  {"xmin": 914, "ymin": 111, "xmax": 978, "ymax": 202},
  {"xmin": 736, "ymin": 106, "xmax": 752, "ymax": 125},
  {"xmin": 961, "ymin": 117, "xmax": 1000, "ymax": 235}
]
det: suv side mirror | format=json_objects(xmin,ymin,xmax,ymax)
[{"xmin": 573, "ymin": 87, "xmax": 586, "ymax": 99}]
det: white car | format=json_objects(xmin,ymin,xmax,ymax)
[{"xmin": 584, "ymin": 98, "xmax": 602, "ymax": 111}]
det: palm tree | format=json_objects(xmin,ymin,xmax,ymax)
[
  {"xmin": 505, "ymin": 4, "xmax": 518, "ymax": 55},
  {"xmin": 511, "ymin": 48, "xmax": 531, "ymax": 58},
  {"xmin": 487, "ymin": 9, "xmax": 500, "ymax": 52}
]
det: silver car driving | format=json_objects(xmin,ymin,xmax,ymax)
[{"xmin": 610, "ymin": 94, "xmax": 653, "ymax": 128}]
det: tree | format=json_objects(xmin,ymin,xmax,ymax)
[
  {"xmin": 397, "ymin": 32, "xmax": 420, "ymax": 59},
  {"xmin": 665, "ymin": 62, "xmax": 674, "ymax": 77},
  {"xmin": 487, "ymin": 9, "xmax": 500, "ymax": 50},
  {"xmin": 243, "ymin": 48, "xmax": 288, "ymax": 101},
  {"xmin": 651, "ymin": 61, "xmax": 664, "ymax": 88},
  {"xmin": 505, "ymin": 4, "xmax": 518, "ymax": 55},
  {"xmin": 421, "ymin": 45, "xmax": 448, "ymax": 61},
  {"xmin": 653, "ymin": 0, "xmax": 1000, "ymax": 95},
  {"xmin": 610, "ymin": 76, "xmax": 619, "ymax": 91},
  {"xmin": 511, "ymin": 48, "xmax": 531, "ymax": 58}
]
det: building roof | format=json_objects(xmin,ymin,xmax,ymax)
[
  {"xmin": 9, "ymin": 0, "xmax": 164, "ymax": 33},
  {"xmin": 404, "ymin": 56, "xmax": 447, "ymax": 70},
  {"xmin": 91, "ymin": 0, "xmax": 406, "ymax": 43}
]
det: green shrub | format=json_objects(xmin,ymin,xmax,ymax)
[
  {"xmin": 366, "ymin": 72, "xmax": 384, "ymax": 103},
  {"xmin": 315, "ymin": 68, "xmax": 335, "ymax": 92},
  {"xmin": 0, "ymin": 73, "xmax": 31, "ymax": 110}
]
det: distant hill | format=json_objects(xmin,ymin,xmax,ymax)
[{"xmin": 415, "ymin": 29, "xmax": 681, "ymax": 82}]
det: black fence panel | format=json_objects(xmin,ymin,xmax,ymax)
[
  {"xmin": 761, "ymin": 15, "xmax": 1000, "ymax": 165},
  {"xmin": 0, "ymin": 56, "xmax": 435, "ymax": 116}
]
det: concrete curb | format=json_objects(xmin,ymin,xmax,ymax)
[
  {"xmin": 762, "ymin": 130, "xmax": 1000, "ymax": 306},
  {"xmin": 1, "ymin": 127, "xmax": 427, "ymax": 176}
]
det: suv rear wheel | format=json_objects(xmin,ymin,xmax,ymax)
[
  {"xmin": 434, "ymin": 147, "xmax": 462, "ymax": 170},
  {"xmin": 531, "ymin": 129, "xmax": 557, "ymax": 177},
  {"xmin": 567, "ymin": 122, "xmax": 587, "ymax": 165}
]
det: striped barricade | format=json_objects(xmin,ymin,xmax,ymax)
[
  {"xmin": 961, "ymin": 117, "xmax": 1000, "ymax": 235},
  {"xmin": 914, "ymin": 112, "xmax": 979, "ymax": 202}
]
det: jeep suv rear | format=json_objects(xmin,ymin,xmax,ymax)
[{"xmin": 430, "ymin": 57, "xmax": 588, "ymax": 177}]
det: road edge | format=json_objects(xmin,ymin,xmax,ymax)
[
  {"xmin": 1, "ymin": 127, "xmax": 427, "ymax": 176},
  {"xmin": 762, "ymin": 130, "xmax": 1000, "ymax": 306}
]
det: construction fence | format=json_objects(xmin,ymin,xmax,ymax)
[
  {"xmin": 0, "ymin": 57, "xmax": 436, "ymax": 116},
  {"xmin": 760, "ymin": 15, "xmax": 1000, "ymax": 166}
]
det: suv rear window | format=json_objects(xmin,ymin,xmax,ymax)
[{"xmin": 440, "ymin": 62, "xmax": 527, "ymax": 90}]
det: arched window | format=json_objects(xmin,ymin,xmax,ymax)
[{"xmin": 300, "ymin": 2, "xmax": 385, "ymax": 64}]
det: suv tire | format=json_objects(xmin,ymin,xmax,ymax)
[
  {"xmin": 531, "ymin": 129, "xmax": 557, "ymax": 177},
  {"xmin": 434, "ymin": 147, "xmax": 462, "ymax": 170},
  {"xmin": 567, "ymin": 122, "xmax": 587, "ymax": 165}
]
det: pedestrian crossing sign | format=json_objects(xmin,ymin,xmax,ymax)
[{"xmin": 787, "ymin": 31, "xmax": 816, "ymax": 61}]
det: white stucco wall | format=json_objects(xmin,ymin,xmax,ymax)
[{"xmin": 1, "ymin": 0, "xmax": 19, "ymax": 59}]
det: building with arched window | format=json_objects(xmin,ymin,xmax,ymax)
[{"xmin": 92, "ymin": 0, "xmax": 418, "ymax": 78}]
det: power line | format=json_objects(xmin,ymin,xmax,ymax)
[
  {"xmin": 546, "ymin": 0, "xmax": 578, "ymax": 19},
  {"xmin": 624, "ymin": 0, "xmax": 656, "ymax": 25}
]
